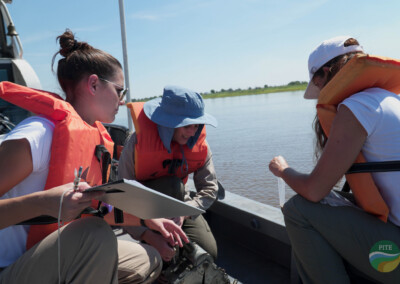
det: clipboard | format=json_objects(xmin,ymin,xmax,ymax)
[{"xmin": 86, "ymin": 179, "xmax": 204, "ymax": 219}]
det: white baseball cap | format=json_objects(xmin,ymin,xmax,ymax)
[{"xmin": 304, "ymin": 36, "xmax": 364, "ymax": 99}]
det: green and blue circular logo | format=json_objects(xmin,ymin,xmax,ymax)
[{"xmin": 369, "ymin": 240, "xmax": 400, "ymax": 272}]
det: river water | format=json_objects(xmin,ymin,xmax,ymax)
[{"xmin": 114, "ymin": 90, "xmax": 318, "ymax": 208}]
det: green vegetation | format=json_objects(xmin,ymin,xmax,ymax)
[
  {"xmin": 130, "ymin": 81, "xmax": 307, "ymax": 102},
  {"xmin": 130, "ymin": 96, "xmax": 159, "ymax": 102},
  {"xmin": 203, "ymin": 81, "xmax": 307, "ymax": 99}
]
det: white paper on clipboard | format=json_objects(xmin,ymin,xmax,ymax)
[{"xmin": 86, "ymin": 179, "xmax": 204, "ymax": 219}]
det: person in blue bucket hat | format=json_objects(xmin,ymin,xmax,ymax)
[{"xmin": 119, "ymin": 85, "xmax": 219, "ymax": 263}]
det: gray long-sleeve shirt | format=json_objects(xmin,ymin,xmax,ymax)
[{"xmin": 118, "ymin": 132, "xmax": 218, "ymax": 239}]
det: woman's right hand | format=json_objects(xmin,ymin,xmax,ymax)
[
  {"xmin": 144, "ymin": 218, "xmax": 189, "ymax": 248},
  {"xmin": 141, "ymin": 230, "xmax": 177, "ymax": 261},
  {"xmin": 171, "ymin": 216, "xmax": 186, "ymax": 227},
  {"xmin": 269, "ymin": 155, "xmax": 289, "ymax": 177},
  {"xmin": 40, "ymin": 182, "xmax": 105, "ymax": 222}
]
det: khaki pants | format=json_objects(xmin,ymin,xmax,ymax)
[
  {"xmin": 283, "ymin": 194, "xmax": 400, "ymax": 284},
  {"xmin": 0, "ymin": 217, "xmax": 162, "ymax": 284}
]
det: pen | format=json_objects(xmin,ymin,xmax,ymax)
[{"xmin": 73, "ymin": 166, "xmax": 83, "ymax": 192}]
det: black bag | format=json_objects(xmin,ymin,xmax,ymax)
[{"xmin": 160, "ymin": 242, "xmax": 236, "ymax": 284}]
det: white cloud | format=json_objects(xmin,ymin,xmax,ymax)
[
  {"xmin": 128, "ymin": 0, "xmax": 213, "ymax": 21},
  {"xmin": 22, "ymin": 25, "xmax": 105, "ymax": 45},
  {"xmin": 22, "ymin": 31, "xmax": 55, "ymax": 44},
  {"xmin": 71, "ymin": 26, "xmax": 106, "ymax": 33},
  {"xmin": 261, "ymin": 0, "xmax": 329, "ymax": 32},
  {"xmin": 130, "ymin": 12, "xmax": 161, "ymax": 21}
]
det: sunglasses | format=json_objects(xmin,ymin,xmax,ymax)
[{"xmin": 99, "ymin": 77, "xmax": 128, "ymax": 102}]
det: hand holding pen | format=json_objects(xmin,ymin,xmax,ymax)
[{"xmin": 73, "ymin": 166, "xmax": 83, "ymax": 192}]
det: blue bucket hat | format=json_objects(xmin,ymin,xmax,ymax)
[{"xmin": 143, "ymin": 85, "xmax": 218, "ymax": 128}]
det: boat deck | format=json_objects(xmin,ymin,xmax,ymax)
[
  {"xmin": 214, "ymin": 229, "xmax": 291, "ymax": 283},
  {"xmin": 205, "ymin": 191, "xmax": 297, "ymax": 283}
]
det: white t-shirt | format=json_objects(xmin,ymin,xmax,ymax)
[
  {"xmin": 340, "ymin": 87, "xmax": 400, "ymax": 226},
  {"xmin": 0, "ymin": 116, "xmax": 54, "ymax": 267}
]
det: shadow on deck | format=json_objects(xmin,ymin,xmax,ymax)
[{"xmin": 205, "ymin": 191, "xmax": 299, "ymax": 284}]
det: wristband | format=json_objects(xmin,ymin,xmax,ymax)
[{"xmin": 140, "ymin": 219, "xmax": 148, "ymax": 228}]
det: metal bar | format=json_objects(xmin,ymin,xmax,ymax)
[
  {"xmin": 0, "ymin": 0, "xmax": 22, "ymax": 58},
  {"xmin": 118, "ymin": 0, "xmax": 133, "ymax": 131}
]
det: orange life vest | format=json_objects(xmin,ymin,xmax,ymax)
[
  {"xmin": 126, "ymin": 102, "xmax": 207, "ymax": 184},
  {"xmin": 0, "ymin": 82, "xmax": 114, "ymax": 249},
  {"xmin": 317, "ymin": 54, "xmax": 400, "ymax": 222}
]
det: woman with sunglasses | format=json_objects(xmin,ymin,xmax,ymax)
[{"xmin": 0, "ymin": 29, "xmax": 188, "ymax": 283}]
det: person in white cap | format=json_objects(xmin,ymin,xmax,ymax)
[
  {"xmin": 119, "ymin": 86, "xmax": 218, "ymax": 263},
  {"xmin": 269, "ymin": 36, "xmax": 400, "ymax": 283}
]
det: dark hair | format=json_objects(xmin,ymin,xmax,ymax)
[
  {"xmin": 51, "ymin": 29, "xmax": 122, "ymax": 99},
  {"xmin": 313, "ymin": 38, "xmax": 365, "ymax": 158}
]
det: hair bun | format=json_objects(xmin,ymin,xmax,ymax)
[
  {"xmin": 52, "ymin": 28, "xmax": 122, "ymax": 96},
  {"xmin": 57, "ymin": 29, "xmax": 90, "ymax": 57},
  {"xmin": 72, "ymin": 39, "xmax": 79, "ymax": 51}
]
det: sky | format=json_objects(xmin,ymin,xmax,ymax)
[{"xmin": 6, "ymin": 0, "xmax": 400, "ymax": 99}]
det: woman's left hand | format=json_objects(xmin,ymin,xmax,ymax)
[{"xmin": 269, "ymin": 156, "xmax": 289, "ymax": 177}]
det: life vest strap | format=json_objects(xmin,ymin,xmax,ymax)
[
  {"xmin": 346, "ymin": 160, "xmax": 400, "ymax": 174},
  {"xmin": 94, "ymin": 144, "xmax": 124, "ymax": 224},
  {"xmin": 17, "ymin": 207, "xmax": 110, "ymax": 225},
  {"xmin": 341, "ymin": 160, "xmax": 400, "ymax": 194},
  {"xmin": 163, "ymin": 158, "xmax": 183, "ymax": 174},
  {"xmin": 95, "ymin": 145, "xmax": 112, "ymax": 184},
  {"xmin": 17, "ymin": 215, "xmax": 58, "ymax": 225}
]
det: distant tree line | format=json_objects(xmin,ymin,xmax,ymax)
[
  {"xmin": 130, "ymin": 81, "xmax": 307, "ymax": 102},
  {"xmin": 205, "ymin": 81, "xmax": 307, "ymax": 95},
  {"xmin": 130, "ymin": 95, "xmax": 160, "ymax": 102},
  {"xmin": 287, "ymin": 81, "xmax": 307, "ymax": 86}
]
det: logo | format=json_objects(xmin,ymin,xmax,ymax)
[{"xmin": 369, "ymin": 240, "xmax": 400, "ymax": 272}]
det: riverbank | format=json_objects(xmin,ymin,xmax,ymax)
[
  {"xmin": 202, "ymin": 83, "xmax": 307, "ymax": 99},
  {"xmin": 130, "ymin": 82, "xmax": 307, "ymax": 102}
]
